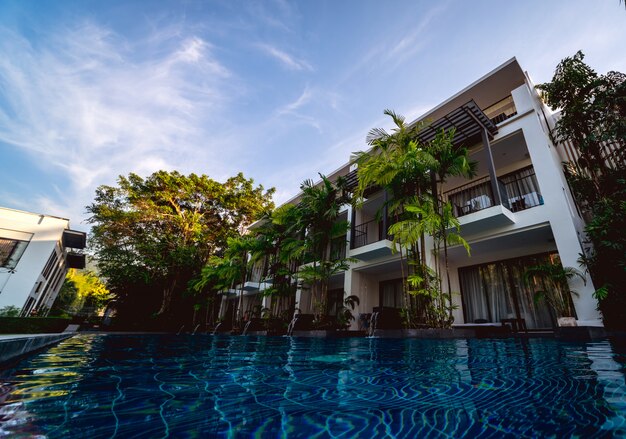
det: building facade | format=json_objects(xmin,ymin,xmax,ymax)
[
  {"xmin": 224, "ymin": 57, "xmax": 602, "ymax": 330},
  {"xmin": 0, "ymin": 207, "xmax": 86, "ymax": 316}
]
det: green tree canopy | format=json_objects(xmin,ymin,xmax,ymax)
[
  {"xmin": 50, "ymin": 269, "xmax": 112, "ymax": 318},
  {"xmin": 87, "ymin": 170, "xmax": 274, "ymax": 325},
  {"xmin": 538, "ymin": 51, "xmax": 626, "ymax": 330}
]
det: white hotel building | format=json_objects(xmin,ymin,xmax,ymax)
[
  {"xmin": 0, "ymin": 207, "xmax": 86, "ymax": 316},
  {"xmin": 226, "ymin": 58, "xmax": 602, "ymax": 330}
]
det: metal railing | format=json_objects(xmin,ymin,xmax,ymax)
[
  {"xmin": 500, "ymin": 166, "xmax": 543, "ymax": 212},
  {"xmin": 351, "ymin": 219, "xmax": 387, "ymax": 249},
  {"xmin": 445, "ymin": 176, "xmax": 498, "ymax": 217},
  {"xmin": 444, "ymin": 166, "xmax": 543, "ymax": 217}
]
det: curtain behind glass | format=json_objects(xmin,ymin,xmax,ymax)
[
  {"xmin": 381, "ymin": 280, "xmax": 402, "ymax": 308},
  {"xmin": 459, "ymin": 253, "xmax": 556, "ymax": 329},
  {"xmin": 507, "ymin": 260, "xmax": 554, "ymax": 328},
  {"xmin": 461, "ymin": 264, "xmax": 513, "ymax": 323}
]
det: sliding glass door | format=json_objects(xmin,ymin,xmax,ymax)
[
  {"xmin": 379, "ymin": 279, "xmax": 403, "ymax": 309},
  {"xmin": 459, "ymin": 253, "xmax": 560, "ymax": 329}
]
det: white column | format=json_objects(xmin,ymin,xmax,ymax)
[{"xmin": 520, "ymin": 119, "xmax": 601, "ymax": 324}]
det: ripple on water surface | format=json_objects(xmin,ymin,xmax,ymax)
[{"xmin": 1, "ymin": 334, "xmax": 626, "ymax": 438}]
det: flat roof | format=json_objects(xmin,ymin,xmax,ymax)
[
  {"xmin": 0, "ymin": 206, "xmax": 70, "ymax": 223},
  {"xmin": 274, "ymin": 57, "xmax": 527, "ymax": 207}
]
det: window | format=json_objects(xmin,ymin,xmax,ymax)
[
  {"xmin": 0, "ymin": 238, "xmax": 28, "ymax": 269},
  {"xmin": 379, "ymin": 278, "xmax": 404, "ymax": 309},
  {"xmin": 328, "ymin": 288, "xmax": 345, "ymax": 316},
  {"xmin": 459, "ymin": 253, "xmax": 561, "ymax": 329}
]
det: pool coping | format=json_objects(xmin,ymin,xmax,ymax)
[{"xmin": 0, "ymin": 333, "xmax": 76, "ymax": 368}]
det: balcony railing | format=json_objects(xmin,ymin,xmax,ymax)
[
  {"xmin": 500, "ymin": 166, "xmax": 544, "ymax": 212},
  {"xmin": 446, "ymin": 176, "xmax": 497, "ymax": 217},
  {"xmin": 352, "ymin": 219, "xmax": 388, "ymax": 249},
  {"xmin": 444, "ymin": 166, "xmax": 543, "ymax": 217},
  {"xmin": 482, "ymin": 96, "xmax": 517, "ymax": 125}
]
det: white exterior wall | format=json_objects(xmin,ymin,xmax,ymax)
[
  {"xmin": 441, "ymin": 83, "xmax": 600, "ymax": 325},
  {"xmin": 510, "ymin": 86, "xmax": 599, "ymax": 323},
  {"xmin": 339, "ymin": 80, "xmax": 601, "ymax": 328},
  {"xmin": 0, "ymin": 208, "xmax": 71, "ymax": 314},
  {"xmin": 272, "ymin": 59, "xmax": 602, "ymax": 329}
]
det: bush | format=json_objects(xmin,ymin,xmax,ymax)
[
  {"xmin": 0, "ymin": 305, "xmax": 21, "ymax": 317},
  {"xmin": 0, "ymin": 317, "xmax": 71, "ymax": 334}
]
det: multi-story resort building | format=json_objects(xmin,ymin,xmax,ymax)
[
  {"xmin": 0, "ymin": 207, "xmax": 86, "ymax": 316},
  {"xmin": 221, "ymin": 57, "xmax": 602, "ymax": 332}
]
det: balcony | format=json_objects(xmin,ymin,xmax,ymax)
[
  {"xmin": 447, "ymin": 166, "xmax": 542, "ymax": 216},
  {"xmin": 444, "ymin": 166, "xmax": 543, "ymax": 233},
  {"xmin": 482, "ymin": 96, "xmax": 517, "ymax": 125},
  {"xmin": 66, "ymin": 252, "xmax": 86, "ymax": 269},
  {"xmin": 62, "ymin": 229, "xmax": 87, "ymax": 249},
  {"xmin": 351, "ymin": 219, "xmax": 387, "ymax": 249},
  {"xmin": 349, "ymin": 218, "xmax": 396, "ymax": 261}
]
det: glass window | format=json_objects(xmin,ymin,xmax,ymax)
[
  {"xmin": 459, "ymin": 253, "xmax": 558, "ymax": 329},
  {"xmin": 379, "ymin": 279, "xmax": 403, "ymax": 309},
  {"xmin": 0, "ymin": 238, "xmax": 28, "ymax": 269}
]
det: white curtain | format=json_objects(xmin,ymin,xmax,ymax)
[{"xmin": 460, "ymin": 254, "xmax": 555, "ymax": 329}]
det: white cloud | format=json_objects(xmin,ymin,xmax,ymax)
[
  {"xmin": 0, "ymin": 22, "xmax": 237, "ymax": 225},
  {"xmin": 278, "ymin": 86, "xmax": 313, "ymax": 114},
  {"xmin": 256, "ymin": 43, "xmax": 313, "ymax": 71}
]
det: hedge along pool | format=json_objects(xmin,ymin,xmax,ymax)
[{"xmin": 0, "ymin": 334, "xmax": 625, "ymax": 438}]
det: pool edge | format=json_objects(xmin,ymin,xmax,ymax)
[{"xmin": 0, "ymin": 333, "xmax": 75, "ymax": 368}]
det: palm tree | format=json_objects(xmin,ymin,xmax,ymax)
[
  {"xmin": 427, "ymin": 128, "xmax": 476, "ymax": 319},
  {"xmin": 222, "ymin": 235, "xmax": 257, "ymax": 324},
  {"xmin": 191, "ymin": 253, "xmax": 241, "ymax": 327},
  {"xmin": 298, "ymin": 174, "xmax": 352, "ymax": 319},
  {"xmin": 249, "ymin": 204, "xmax": 305, "ymax": 319},
  {"xmin": 355, "ymin": 110, "xmax": 474, "ymax": 327},
  {"xmin": 523, "ymin": 261, "xmax": 585, "ymax": 319},
  {"xmin": 354, "ymin": 110, "xmax": 436, "ymax": 326}
]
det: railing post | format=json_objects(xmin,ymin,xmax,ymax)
[
  {"xmin": 383, "ymin": 190, "xmax": 389, "ymax": 240},
  {"xmin": 350, "ymin": 206, "xmax": 356, "ymax": 250},
  {"xmin": 482, "ymin": 127, "xmax": 502, "ymax": 206}
]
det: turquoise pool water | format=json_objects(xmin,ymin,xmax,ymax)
[{"xmin": 1, "ymin": 334, "xmax": 625, "ymax": 438}]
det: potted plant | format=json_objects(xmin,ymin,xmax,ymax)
[
  {"xmin": 336, "ymin": 295, "xmax": 360, "ymax": 329},
  {"xmin": 523, "ymin": 261, "xmax": 585, "ymax": 327}
]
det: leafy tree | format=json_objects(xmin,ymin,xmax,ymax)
[
  {"xmin": 538, "ymin": 51, "xmax": 626, "ymax": 330},
  {"xmin": 50, "ymin": 269, "xmax": 111, "ymax": 318},
  {"xmin": 523, "ymin": 261, "xmax": 584, "ymax": 319},
  {"xmin": 0, "ymin": 305, "xmax": 20, "ymax": 317},
  {"xmin": 298, "ymin": 175, "xmax": 352, "ymax": 320},
  {"xmin": 87, "ymin": 171, "xmax": 274, "ymax": 326},
  {"xmin": 355, "ymin": 110, "xmax": 473, "ymax": 328}
]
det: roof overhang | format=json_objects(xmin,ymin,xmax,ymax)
[
  {"xmin": 417, "ymin": 100, "xmax": 498, "ymax": 147},
  {"xmin": 345, "ymin": 100, "xmax": 497, "ymax": 191}
]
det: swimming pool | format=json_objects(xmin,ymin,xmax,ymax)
[{"xmin": 1, "ymin": 334, "xmax": 625, "ymax": 438}]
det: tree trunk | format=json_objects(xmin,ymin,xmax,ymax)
[{"xmin": 158, "ymin": 276, "xmax": 178, "ymax": 315}]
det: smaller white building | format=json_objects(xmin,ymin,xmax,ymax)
[{"xmin": 0, "ymin": 207, "xmax": 86, "ymax": 316}]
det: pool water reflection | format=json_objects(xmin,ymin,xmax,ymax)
[{"xmin": 1, "ymin": 334, "xmax": 626, "ymax": 438}]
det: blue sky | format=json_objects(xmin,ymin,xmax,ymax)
[{"xmin": 1, "ymin": 0, "xmax": 625, "ymax": 231}]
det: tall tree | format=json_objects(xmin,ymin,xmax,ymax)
[
  {"xmin": 354, "ymin": 110, "xmax": 436, "ymax": 326},
  {"xmin": 298, "ymin": 175, "xmax": 352, "ymax": 319},
  {"xmin": 355, "ymin": 110, "xmax": 473, "ymax": 327},
  {"xmin": 538, "ymin": 51, "xmax": 626, "ymax": 330},
  {"xmin": 428, "ymin": 129, "xmax": 476, "ymax": 319},
  {"xmin": 50, "ymin": 270, "xmax": 111, "ymax": 318},
  {"xmin": 87, "ymin": 171, "xmax": 274, "ymax": 325},
  {"xmin": 248, "ymin": 204, "xmax": 305, "ymax": 319}
]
